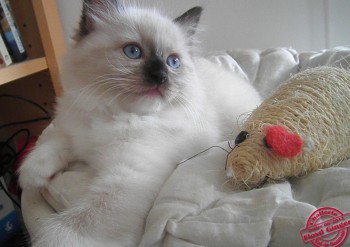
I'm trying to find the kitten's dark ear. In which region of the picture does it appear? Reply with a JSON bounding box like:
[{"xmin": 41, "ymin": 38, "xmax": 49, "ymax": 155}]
[
  {"xmin": 174, "ymin": 7, "xmax": 203, "ymax": 39},
  {"xmin": 74, "ymin": 0, "xmax": 121, "ymax": 42}
]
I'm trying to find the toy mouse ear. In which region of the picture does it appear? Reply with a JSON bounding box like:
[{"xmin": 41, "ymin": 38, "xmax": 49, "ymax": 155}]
[
  {"xmin": 263, "ymin": 125, "xmax": 303, "ymax": 158},
  {"xmin": 75, "ymin": 0, "xmax": 121, "ymax": 41}
]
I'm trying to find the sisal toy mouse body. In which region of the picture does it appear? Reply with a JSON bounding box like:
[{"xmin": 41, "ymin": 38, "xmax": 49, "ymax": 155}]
[{"xmin": 226, "ymin": 67, "xmax": 350, "ymax": 189}]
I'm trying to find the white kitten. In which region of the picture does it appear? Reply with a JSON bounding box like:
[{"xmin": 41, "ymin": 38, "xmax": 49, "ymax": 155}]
[{"xmin": 19, "ymin": 1, "xmax": 261, "ymax": 246}]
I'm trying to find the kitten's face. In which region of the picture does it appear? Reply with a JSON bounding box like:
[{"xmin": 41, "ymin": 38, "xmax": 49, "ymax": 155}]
[{"xmin": 64, "ymin": 1, "xmax": 202, "ymax": 114}]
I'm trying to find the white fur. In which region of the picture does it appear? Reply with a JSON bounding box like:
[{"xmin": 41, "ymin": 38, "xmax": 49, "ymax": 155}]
[{"xmin": 19, "ymin": 3, "xmax": 261, "ymax": 247}]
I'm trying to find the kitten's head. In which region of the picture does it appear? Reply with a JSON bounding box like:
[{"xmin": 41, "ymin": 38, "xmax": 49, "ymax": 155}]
[{"xmin": 63, "ymin": 0, "xmax": 202, "ymax": 114}]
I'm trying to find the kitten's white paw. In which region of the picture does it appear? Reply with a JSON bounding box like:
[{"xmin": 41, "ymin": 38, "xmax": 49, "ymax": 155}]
[
  {"xmin": 33, "ymin": 216, "xmax": 119, "ymax": 247},
  {"xmin": 19, "ymin": 148, "xmax": 65, "ymax": 189},
  {"xmin": 33, "ymin": 218, "xmax": 78, "ymax": 247}
]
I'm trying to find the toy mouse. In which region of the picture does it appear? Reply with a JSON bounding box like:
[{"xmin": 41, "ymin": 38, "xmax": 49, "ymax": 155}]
[{"xmin": 226, "ymin": 67, "xmax": 350, "ymax": 189}]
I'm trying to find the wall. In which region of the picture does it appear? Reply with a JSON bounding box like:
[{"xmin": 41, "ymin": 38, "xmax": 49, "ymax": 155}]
[
  {"xmin": 56, "ymin": 0, "xmax": 349, "ymax": 52},
  {"xmin": 327, "ymin": 0, "xmax": 350, "ymax": 49}
]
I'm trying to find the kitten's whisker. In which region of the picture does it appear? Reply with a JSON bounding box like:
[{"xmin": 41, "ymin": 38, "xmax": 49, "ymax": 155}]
[
  {"xmin": 91, "ymin": 73, "xmax": 131, "ymax": 82},
  {"xmin": 64, "ymin": 76, "xmax": 134, "ymax": 115},
  {"xmin": 62, "ymin": 79, "xmax": 108, "ymax": 117},
  {"xmin": 172, "ymin": 94, "xmax": 204, "ymax": 129},
  {"xmin": 96, "ymin": 81, "xmax": 141, "ymax": 106},
  {"xmin": 105, "ymin": 51, "xmax": 137, "ymax": 77},
  {"xmin": 111, "ymin": 89, "xmax": 135, "ymax": 106},
  {"xmin": 170, "ymin": 89, "xmax": 205, "ymax": 129}
]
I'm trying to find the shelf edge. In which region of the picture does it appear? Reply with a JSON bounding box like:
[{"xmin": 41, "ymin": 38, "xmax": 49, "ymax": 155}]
[{"xmin": 0, "ymin": 57, "xmax": 48, "ymax": 86}]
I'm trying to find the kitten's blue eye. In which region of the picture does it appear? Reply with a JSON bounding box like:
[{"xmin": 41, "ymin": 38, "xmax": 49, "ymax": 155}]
[
  {"xmin": 123, "ymin": 44, "xmax": 142, "ymax": 59},
  {"xmin": 166, "ymin": 55, "xmax": 181, "ymax": 69}
]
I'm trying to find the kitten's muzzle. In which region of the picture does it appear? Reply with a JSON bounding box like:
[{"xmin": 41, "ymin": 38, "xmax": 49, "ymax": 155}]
[
  {"xmin": 149, "ymin": 70, "xmax": 168, "ymax": 86},
  {"xmin": 144, "ymin": 57, "xmax": 169, "ymax": 86}
]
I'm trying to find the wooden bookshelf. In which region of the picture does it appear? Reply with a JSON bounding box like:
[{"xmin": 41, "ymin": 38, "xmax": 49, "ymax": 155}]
[
  {"xmin": 0, "ymin": 0, "xmax": 66, "ymax": 95},
  {"xmin": 31, "ymin": 0, "xmax": 66, "ymax": 96},
  {"xmin": 0, "ymin": 57, "xmax": 47, "ymax": 85},
  {"xmin": 0, "ymin": 2, "xmax": 66, "ymax": 243},
  {"xmin": 0, "ymin": 0, "xmax": 66, "ymax": 136}
]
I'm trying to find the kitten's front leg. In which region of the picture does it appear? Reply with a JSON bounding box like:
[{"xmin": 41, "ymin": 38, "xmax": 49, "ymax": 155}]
[
  {"xmin": 33, "ymin": 171, "xmax": 149, "ymax": 247},
  {"xmin": 19, "ymin": 125, "xmax": 70, "ymax": 189}
]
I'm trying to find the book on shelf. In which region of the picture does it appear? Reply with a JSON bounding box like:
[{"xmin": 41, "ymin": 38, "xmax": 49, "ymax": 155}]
[
  {"xmin": 0, "ymin": 0, "xmax": 27, "ymax": 63},
  {"xmin": 0, "ymin": 30, "xmax": 12, "ymax": 67}
]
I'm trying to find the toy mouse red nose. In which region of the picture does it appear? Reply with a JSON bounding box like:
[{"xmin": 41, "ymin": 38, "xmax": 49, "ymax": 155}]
[{"xmin": 263, "ymin": 125, "xmax": 303, "ymax": 158}]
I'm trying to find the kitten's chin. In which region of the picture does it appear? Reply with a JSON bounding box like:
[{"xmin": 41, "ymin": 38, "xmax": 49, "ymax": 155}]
[
  {"xmin": 117, "ymin": 86, "xmax": 173, "ymax": 114},
  {"xmin": 118, "ymin": 93, "xmax": 167, "ymax": 115}
]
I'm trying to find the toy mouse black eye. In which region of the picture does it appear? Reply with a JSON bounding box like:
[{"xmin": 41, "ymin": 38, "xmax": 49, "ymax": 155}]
[{"xmin": 235, "ymin": 131, "xmax": 249, "ymax": 145}]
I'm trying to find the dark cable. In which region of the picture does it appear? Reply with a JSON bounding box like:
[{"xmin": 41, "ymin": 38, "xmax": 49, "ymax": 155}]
[
  {"xmin": 0, "ymin": 178, "xmax": 21, "ymax": 209},
  {"xmin": 0, "ymin": 94, "xmax": 51, "ymax": 210},
  {"xmin": 0, "ymin": 94, "xmax": 51, "ymax": 129}
]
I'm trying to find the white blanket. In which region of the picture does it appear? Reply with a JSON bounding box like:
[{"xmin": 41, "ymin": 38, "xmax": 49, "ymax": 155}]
[
  {"xmin": 139, "ymin": 143, "xmax": 350, "ymax": 247},
  {"xmin": 22, "ymin": 46, "xmax": 350, "ymax": 246}
]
